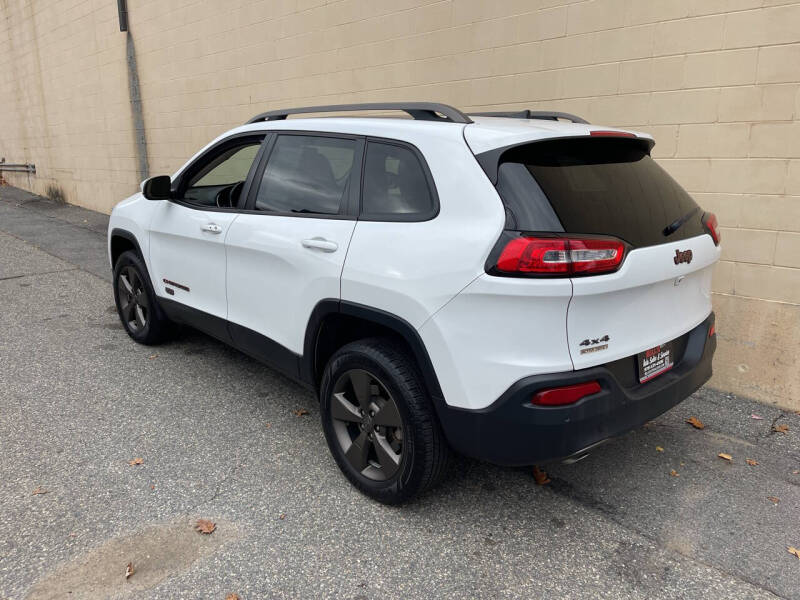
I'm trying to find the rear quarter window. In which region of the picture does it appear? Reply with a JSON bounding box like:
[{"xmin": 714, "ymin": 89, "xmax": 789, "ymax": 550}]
[
  {"xmin": 361, "ymin": 141, "xmax": 437, "ymax": 221},
  {"xmin": 494, "ymin": 138, "xmax": 705, "ymax": 248}
]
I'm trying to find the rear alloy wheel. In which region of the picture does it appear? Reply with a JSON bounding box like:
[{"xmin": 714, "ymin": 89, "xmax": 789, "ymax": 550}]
[
  {"xmin": 320, "ymin": 338, "xmax": 450, "ymax": 504},
  {"xmin": 330, "ymin": 369, "xmax": 405, "ymax": 481}
]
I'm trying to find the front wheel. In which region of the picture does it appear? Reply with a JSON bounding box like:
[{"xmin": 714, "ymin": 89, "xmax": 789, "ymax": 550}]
[
  {"xmin": 319, "ymin": 338, "xmax": 450, "ymax": 504},
  {"xmin": 113, "ymin": 250, "xmax": 172, "ymax": 345}
]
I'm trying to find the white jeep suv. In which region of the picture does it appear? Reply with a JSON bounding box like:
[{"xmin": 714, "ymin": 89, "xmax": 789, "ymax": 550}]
[{"xmin": 108, "ymin": 102, "xmax": 720, "ymax": 503}]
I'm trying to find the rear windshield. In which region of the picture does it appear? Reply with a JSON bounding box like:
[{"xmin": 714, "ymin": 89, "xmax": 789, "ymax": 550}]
[{"xmin": 494, "ymin": 138, "xmax": 705, "ymax": 248}]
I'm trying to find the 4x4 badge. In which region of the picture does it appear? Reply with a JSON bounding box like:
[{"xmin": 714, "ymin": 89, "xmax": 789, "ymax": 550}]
[
  {"xmin": 674, "ymin": 249, "xmax": 693, "ymax": 265},
  {"xmin": 579, "ymin": 335, "xmax": 610, "ymax": 354}
]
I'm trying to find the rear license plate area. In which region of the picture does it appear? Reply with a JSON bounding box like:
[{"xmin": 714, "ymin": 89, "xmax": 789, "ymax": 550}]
[{"xmin": 638, "ymin": 341, "xmax": 676, "ymax": 383}]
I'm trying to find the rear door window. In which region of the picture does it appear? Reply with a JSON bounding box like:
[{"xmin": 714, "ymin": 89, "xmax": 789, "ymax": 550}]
[
  {"xmin": 494, "ymin": 138, "xmax": 704, "ymax": 248},
  {"xmin": 361, "ymin": 141, "xmax": 436, "ymax": 220},
  {"xmin": 255, "ymin": 134, "xmax": 357, "ymax": 215}
]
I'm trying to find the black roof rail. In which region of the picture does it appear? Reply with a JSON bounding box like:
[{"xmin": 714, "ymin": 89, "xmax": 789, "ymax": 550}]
[
  {"xmin": 246, "ymin": 102, "xmax": 473, "ymax": 125},
  {"xmin": 469, "ymin": 110, "xmax": 589, "ymax": 124}
]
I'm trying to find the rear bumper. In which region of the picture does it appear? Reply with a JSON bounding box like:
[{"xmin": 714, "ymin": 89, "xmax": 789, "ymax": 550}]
[{"xmin": 436, "ymin": 313, "xmax": 716, "ymax": 466}]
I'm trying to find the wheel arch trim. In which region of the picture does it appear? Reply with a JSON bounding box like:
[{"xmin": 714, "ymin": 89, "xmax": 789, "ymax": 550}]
[
  {"xmin": 110, "ymin": 227, "xmax": 145, "ymax": 266},
  {"xmin": 302, "ymin": 299, "xmax": 445, "ymax": 403}
]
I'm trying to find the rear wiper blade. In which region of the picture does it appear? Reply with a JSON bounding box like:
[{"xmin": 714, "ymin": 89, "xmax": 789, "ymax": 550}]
[{"xmin": 663, "ymin": 207, "xmax": 699, "ymax": 237}]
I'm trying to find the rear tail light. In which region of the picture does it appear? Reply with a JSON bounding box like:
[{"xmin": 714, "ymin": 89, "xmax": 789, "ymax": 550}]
[
  {"xmin": 702, "ymin": 212, "xmax": 720, "ymax": 246},
  {"xmin": 495, "ymin": 236, "xmax": 626, "ymax": 276},
  {"xmin": 532, "ymin": 381, "xmax": 602, "ymax": 406}
]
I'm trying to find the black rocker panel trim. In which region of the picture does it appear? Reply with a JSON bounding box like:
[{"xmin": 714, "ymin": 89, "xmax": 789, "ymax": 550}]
[
  {"xmin": 228, "ymin": 322, "xmax": 301, "ymax": 381},
  {"xmin": 158, "ymin": 297, "xmax": 306, "ymax": 386},
  {"xmin": 158, "ymin": 297, "xmax": 233, "ymax": 346}
]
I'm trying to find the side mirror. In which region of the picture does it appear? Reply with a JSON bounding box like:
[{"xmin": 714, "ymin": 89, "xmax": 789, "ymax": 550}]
[{"xmin": 142, "ymin": 175, "xmax": 172, "ymax": 200}]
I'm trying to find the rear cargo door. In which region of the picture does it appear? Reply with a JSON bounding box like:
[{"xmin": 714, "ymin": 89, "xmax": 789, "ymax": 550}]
[
  {"xmin": 568, "ymin": 234, "xmax": 716, "ymax": 370},
  {"xmin": 488, "ymin": 137, "xmax": 721, "ymax": 371}
]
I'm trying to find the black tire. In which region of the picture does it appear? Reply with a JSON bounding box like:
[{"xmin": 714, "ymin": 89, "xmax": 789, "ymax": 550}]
[
  {"xmin": 113, "ymin": 250, "xmax": 172, "ymax": 345},
  {"xmin": 319, "ymin": 338, "xmax": 450, "ymax": 504}
]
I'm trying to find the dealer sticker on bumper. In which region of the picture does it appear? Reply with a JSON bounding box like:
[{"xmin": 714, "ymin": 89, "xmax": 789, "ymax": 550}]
[{"xmin": 638, "ymin": 342, "xmax": 675, "ymax": 383}]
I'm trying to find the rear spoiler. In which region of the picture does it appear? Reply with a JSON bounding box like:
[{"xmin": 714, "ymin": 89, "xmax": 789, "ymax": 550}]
[{"xmin": 473, "ymin": 134, "xmax": 656, "ymax": 185}]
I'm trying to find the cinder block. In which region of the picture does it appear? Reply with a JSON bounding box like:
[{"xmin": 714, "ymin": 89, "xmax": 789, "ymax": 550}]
[
  {"xmin": 724, "ymin": 4, "xmax": 800, "ymax": 48},
  {"xmin": 567, "ymin": 0, "xmax": 628, "ymax": 35},
  {"xmin": 750, "ymin": 123, "xmax": 800, "ymax": 159},
  {"xmin": 712, "ymin": 260, "xmax": 735, "ymax": 293},
  {"xmin": 561, "ymin": 62, "xmax": 619, "ymax": 98},
  {"xmin": 654, "ymin": 15, "xmax": 725, "ymax": 56},
  {"xmin": 719, "ymin": 228, "xmax": 777, "ymax": 265},
  {"xmin": 757, "ymin": 44, "xmax": 800, "ymax": 84},
  {"xmin": 735, "ymin": 263, "xmax": 800, "ymax": 303},
  {"xmin": 649, "ymin": 89, "xmax": 720, "ymax": 124},
  {"xmin": 708, "ymin": 159, "xmax": 788, "ymax": 195},
  {"xmin": 683, "ymin": 48, "xmax": 757, "ymax": 88},
  {"xmin": 718, "ymin": 84, "xmax": 797, "ymax": 122},
  {"xmin": 677, "ymin": 123, "xmax": 750, "ymax": 158},
  {"xmin": 775, "ymin": 232, "xmax": 800, "ymax": 268}
]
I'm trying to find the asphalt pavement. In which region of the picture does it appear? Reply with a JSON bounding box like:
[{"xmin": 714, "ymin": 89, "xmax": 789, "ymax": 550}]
[{"xmin": 1, "ymin": 186, "xmax": 798, "ymax": 599}]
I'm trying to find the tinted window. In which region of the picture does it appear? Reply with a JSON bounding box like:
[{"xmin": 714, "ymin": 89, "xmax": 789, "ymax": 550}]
[
  {"xmin": 183, "ymin": 141, "xmax": 262, "ymax": 207},
  {"xmin": 362, "ymin": 142, "xmax": 434, "ymax": 219},
  {"xmin": 255, "ymin": 135, "xmax": 356, "ymax": 215},
  {"xmin": 495, "ymin": 138, "xmax": 704, "ymax": 248}
]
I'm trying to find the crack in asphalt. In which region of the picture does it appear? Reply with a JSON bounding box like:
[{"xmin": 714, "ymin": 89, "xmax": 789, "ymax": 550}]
[{"xmin": 0, "ymin": 267, "xmax": 78, "ymax": 282}]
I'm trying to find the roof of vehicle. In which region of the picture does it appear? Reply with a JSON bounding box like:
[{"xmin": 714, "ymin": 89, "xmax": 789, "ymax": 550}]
[
  {"xmin": 231, "ymin": 114, "xmax": 651, "ymax": 150},
  {"xmin": 203, "ymin": 103, "xmax": 653, "ymax": 168}
]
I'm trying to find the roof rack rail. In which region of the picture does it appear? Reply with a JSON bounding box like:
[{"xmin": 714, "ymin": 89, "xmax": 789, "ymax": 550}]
[
  {"xmin": 469, "ymin": 110, "xmax": 589, "ymax": 124},
  {"xmin": 246, "ymin": 102, "xmax": 473, "ymax": 125}
]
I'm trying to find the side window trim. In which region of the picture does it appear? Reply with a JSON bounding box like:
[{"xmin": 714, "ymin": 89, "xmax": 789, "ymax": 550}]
[
  {"xmin": 170, "ymin": 133, "xmax": 268, "ymax": 211},
  {"xmin": 359, "ymin": 136, "xmax": 439, "ymax": 223},
  {"xmin": 243, "ymin": 130, "xmax": 364, "ymax": 220}
]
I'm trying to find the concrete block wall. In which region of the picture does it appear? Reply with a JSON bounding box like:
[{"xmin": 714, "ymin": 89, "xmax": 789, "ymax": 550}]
[{"xmin": 1, "ymin": 0, "xmax": 798, "ymax": 407}]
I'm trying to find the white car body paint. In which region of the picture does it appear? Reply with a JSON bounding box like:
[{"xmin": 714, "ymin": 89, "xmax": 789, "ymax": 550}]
[
  {"xmin": 109, "ymin": 111, "xmax": 717, "ymax": 414},
  {"xmin": 225, "ymin": 214, "xmax": 357, "ymax": 354},
  {"xmin": 148, "ymin": 200, "xmax": 239, "ymax": 320},
  {"xmin": 567, "ymin": 233, "xmax": 719, "ymax": 370}
]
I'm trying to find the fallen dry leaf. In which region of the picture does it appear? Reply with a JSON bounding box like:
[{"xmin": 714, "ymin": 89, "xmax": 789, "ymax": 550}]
[
  {"xmin": 670, "ymin": 469, "xmax": 679, "ymax": 477},
  {"xmin": 279, "ymin": 513, "xmax": 286, "ymax": 520},
  {"xmin": 746, "ymin": 459, "xmax": 758, "ymax": 466},
  {"xmin": 293, "ymin": 408, "xmax": 309, "ymax": 417},
  {"xmin": 656, "ymin": 446, "xmax": 664, "ymax": 452},
  {"xmin": 793, "ymin": 470, "xmax": 800, "ymax": 475},
  {"xmin": 750, "ymin": 414, "xmax": 763, "ymax": 420},
  {"xmin": 767, "ymin": 496, "xmax": 780, "ymax": 504},
  {"xmin": 148, "ymin": 354, "xmax": 158, "ymax": 359},
  {"xmin": 226, "ymin": 594, "xmax": 241, "ymax": 600},
  {"xmin": 128, "ymin": 457, "xmax": 143, "ymax": 466},
  {"xmin": 533, "ymin": 465, "xmax": 551, "ymax": 485},
  {"xmin": 718, "ymin": 453, "xmax": 733, "ymax": 462},
  {"xmin": 788, "ymin": 547, "xmax": 800, "ymax": 560},
  {"xmin": 772, "ymin": 424, "xmax": 789, "ymax": 434},
  {"xmin": 686, "ymin": 416, "xmax": 705, "ymax": 430},
  {"xmin": 265, "ymin": 422, "xmax": 272, "ymax": 429},
  {"xmin": 31, "ymin": 487, "xmax": 48, "ymax": 496},
  {"xmin": 125, "ymin": 562, "xmax": 134, "ymax": 579},
  {"xmin": 195, "ymin": 519, "xmax": 216, "ymax": 534}
]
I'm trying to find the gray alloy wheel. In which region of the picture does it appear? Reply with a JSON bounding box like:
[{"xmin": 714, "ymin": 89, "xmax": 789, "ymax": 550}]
[
  {"xmin": 117, "ymin": 265, "xmax": 149, "ymax": 333},
  {"xmin": 330, "ymin": 368, "xmax": 404, "ymax": 481}
]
